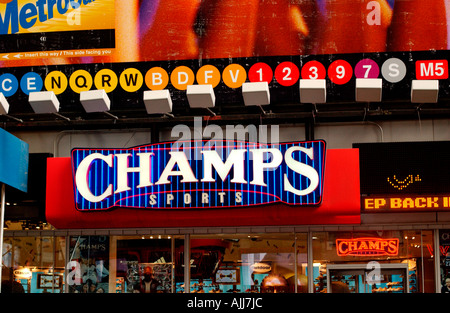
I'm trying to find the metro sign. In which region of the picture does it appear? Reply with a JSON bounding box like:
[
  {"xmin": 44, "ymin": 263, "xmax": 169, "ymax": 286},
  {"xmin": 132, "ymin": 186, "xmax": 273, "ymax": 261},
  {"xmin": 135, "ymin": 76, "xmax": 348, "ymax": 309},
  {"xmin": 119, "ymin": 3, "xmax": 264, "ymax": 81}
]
[
  {"xmin": 416, "ymin": 60, "xmax": 448, "ymax": 80},
  {"xmin": 71, "ymin": 140, "xmax": 326, "ymax": 211}
]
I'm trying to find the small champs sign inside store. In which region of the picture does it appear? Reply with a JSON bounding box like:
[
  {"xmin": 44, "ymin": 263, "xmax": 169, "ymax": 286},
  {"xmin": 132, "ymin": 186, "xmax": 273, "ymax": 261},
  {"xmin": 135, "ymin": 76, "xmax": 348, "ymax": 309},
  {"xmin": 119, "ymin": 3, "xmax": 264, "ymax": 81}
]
[{"xmin": 336, "ymin": 238, "xmax": 400, "ymax": 256}]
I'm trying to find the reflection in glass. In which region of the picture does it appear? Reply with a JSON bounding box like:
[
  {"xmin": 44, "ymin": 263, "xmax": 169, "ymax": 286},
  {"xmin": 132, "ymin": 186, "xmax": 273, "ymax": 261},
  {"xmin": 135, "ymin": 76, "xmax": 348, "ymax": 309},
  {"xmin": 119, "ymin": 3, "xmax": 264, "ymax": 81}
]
[{"xmin": 188, "ymin": 233, "xmax": 306, "ymax": 293}]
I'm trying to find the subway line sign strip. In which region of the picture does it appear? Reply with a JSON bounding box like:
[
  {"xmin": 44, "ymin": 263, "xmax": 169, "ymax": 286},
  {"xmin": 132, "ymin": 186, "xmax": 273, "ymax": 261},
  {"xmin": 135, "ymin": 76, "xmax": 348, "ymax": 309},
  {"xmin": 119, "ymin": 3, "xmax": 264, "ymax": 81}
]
[{"xmin": 71, "ymin": 140, "xmax": 326, "ymax": 211}]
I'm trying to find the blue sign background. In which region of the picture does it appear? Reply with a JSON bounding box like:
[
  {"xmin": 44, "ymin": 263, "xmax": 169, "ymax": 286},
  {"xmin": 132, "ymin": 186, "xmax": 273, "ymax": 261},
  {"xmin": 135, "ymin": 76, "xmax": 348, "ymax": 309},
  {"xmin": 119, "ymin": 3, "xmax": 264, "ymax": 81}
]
[
  {"xmin": 0, "ymin": 128, "xmax": 28, "ymax": 192},
  {"xmin": 72, "ymin": 140, "xmax": 326, "ymax": 211}
]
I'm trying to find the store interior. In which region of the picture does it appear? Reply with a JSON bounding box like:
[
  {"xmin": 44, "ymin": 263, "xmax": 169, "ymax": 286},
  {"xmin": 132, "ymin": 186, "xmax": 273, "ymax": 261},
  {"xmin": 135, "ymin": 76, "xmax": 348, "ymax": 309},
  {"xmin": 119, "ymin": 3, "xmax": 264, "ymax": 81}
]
[{"xmin": 1, "ymin": 230, "xmax": 438, "ymax": 293}]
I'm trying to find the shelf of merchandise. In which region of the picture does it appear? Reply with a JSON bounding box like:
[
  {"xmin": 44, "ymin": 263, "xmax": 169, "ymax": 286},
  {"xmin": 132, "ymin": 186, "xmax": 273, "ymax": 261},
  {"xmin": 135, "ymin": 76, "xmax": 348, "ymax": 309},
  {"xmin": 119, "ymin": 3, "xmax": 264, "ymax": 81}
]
[{"xmin": 326, "ymin": 263, "xmax": 410, "ymax": 293}]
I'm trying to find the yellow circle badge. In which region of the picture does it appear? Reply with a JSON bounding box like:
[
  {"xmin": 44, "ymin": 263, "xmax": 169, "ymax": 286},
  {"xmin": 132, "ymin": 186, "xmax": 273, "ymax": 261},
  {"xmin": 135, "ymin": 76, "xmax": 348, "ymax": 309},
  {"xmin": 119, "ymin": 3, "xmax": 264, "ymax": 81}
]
[
  {"xmin": 95, "ymin": 69, "xmax": 118, "ymax": 93},
  {"xmin": 45, "ymin": 71, "xmax": 68, "ymax": 95},
  {"xmin": 69, "ymin": 70, "xmax": 93, "ymax": 93},
  {"xmin": 120, "ymin": 68, "xmax": 144, "ymax": 92}
]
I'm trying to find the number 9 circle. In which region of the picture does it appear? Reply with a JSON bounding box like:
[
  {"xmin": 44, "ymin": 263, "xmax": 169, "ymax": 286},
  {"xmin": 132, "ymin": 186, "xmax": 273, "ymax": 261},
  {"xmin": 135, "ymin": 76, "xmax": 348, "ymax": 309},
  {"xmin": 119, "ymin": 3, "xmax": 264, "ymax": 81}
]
[{"xmin": 328, "ymin": 60, "xmax": 353, "ymax": 85}]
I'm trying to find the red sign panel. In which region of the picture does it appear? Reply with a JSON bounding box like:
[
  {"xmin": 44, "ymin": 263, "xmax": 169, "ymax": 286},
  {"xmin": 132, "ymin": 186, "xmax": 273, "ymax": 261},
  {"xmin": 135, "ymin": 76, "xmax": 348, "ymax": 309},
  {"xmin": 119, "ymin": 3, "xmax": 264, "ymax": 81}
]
[
  {"xmin": 45, "ymin": 148, "xmax": 360, "ymax": 229},
  {"xmin": 415, "ymin": 60, "xmax": 448, "ymax": 79}
]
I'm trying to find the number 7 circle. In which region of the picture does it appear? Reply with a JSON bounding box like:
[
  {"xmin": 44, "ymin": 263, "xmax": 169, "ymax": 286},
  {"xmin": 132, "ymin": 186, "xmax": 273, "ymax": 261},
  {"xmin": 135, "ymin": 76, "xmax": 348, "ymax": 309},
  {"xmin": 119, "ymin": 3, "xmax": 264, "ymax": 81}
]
[{"xmin": 355, "ymin": 59, "xmax": 380, "ymax": 79}]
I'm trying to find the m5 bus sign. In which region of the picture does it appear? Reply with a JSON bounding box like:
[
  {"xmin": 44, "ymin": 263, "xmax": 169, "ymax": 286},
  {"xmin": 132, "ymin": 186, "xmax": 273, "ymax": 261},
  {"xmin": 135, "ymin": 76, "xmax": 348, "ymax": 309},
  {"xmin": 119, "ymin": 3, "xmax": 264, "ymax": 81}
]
[{"xmin": 71, "ymin": 140, "xmax": 326, "ymax": 211}]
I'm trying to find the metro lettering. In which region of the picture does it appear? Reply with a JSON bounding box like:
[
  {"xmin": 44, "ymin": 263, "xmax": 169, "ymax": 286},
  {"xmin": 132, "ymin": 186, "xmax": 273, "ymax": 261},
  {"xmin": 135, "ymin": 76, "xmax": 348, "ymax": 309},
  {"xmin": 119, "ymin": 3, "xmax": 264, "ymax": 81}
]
[
  {"xmin": 152, "ymin": 72, "xmax": 163, "ymax": 86},
  {"xmin": 123, "ymin": 73, "xmax": 139, "ymax": 86},
  {"xmin": 0, "ymin": 0, "xmax": 96, "ymax": 34}
]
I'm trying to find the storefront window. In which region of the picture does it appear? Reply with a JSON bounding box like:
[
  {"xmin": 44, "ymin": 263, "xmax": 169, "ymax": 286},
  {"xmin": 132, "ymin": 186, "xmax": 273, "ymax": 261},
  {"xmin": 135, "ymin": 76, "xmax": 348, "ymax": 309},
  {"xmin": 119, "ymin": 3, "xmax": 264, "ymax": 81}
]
[
  {"xmin": 68, "ymin": 236, "xmax": 110, "ymax": 293},
  {"xmin": 439, "ymin": 230, "xmax": 450, "ymax": 293},
  {"xmin": 1, "ymin": 236, "xmax": 66, "ymax": 293},
  {"xmin": 312, "ymin": 230, "xmax": 435, "ymax": 293},
  {"xmin": 2, "ymin": 230, "xmax": 438, "ymax": 293},
  {"xmin": 114, "ymin": 235, "xmax": 184, "ymax": 293},
  {"xmin": 296, "ymin": 233, "xmax": 308, "ymax": 293},
  {"xmin": 188, "ymin": 233, "xmax": 306, "ymax": 293}
]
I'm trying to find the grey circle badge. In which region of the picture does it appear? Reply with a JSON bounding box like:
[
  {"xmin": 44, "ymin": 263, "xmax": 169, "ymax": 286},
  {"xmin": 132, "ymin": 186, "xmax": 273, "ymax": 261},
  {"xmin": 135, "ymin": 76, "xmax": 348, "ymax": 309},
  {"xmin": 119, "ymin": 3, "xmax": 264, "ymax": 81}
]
[{"xmin": 381, "ymin": 58, "xmax": 407, "ymax": 83}]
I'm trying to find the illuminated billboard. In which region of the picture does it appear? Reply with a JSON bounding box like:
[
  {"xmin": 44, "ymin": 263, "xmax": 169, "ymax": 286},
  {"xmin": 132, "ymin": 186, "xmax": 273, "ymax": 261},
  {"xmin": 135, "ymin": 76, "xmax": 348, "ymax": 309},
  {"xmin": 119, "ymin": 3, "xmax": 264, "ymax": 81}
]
[
  {"xmin": 71, "ymin": 140, "xmax": 326, "ymax": 211},
  {"xmin": 0, "ymin": 0, "xmax": 447, "ymax": 67},
  {"xmin": 0, "ymin": 0, "xmax": 114, "ymax": 62},
  {"xmin": 0, "ymin": 1, "xmax": 449, "ymax": 113}
]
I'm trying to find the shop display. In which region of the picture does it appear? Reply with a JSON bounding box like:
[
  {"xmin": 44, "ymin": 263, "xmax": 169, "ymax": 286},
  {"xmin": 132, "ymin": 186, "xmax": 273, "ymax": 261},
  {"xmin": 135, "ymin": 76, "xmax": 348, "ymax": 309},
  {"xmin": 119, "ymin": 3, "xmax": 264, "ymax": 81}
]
[{"xmin": 326, "ymin": 263, "xmax": 409, "ymax": 293}]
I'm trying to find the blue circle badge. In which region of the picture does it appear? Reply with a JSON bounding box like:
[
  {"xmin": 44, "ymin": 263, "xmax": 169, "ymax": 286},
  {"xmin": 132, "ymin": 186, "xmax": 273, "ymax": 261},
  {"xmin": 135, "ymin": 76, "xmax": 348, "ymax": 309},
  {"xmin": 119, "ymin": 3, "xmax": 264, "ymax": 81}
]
[
  {"xmin": 20, "ymin": 72, "xmax": 43, "ymax": 95},
  {"xmin": 0, "ymin": 73, "xmax": 19, "ymax": 97}
]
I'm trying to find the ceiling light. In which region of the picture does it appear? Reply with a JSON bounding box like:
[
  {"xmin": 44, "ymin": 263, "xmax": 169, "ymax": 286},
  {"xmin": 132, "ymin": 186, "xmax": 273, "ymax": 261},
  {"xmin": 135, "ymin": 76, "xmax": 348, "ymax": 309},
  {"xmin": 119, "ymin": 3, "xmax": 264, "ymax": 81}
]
[
  {"xmin": 242, "ymin": 81, "xmax": 270, "ymax": 105},
  {"xmin": 186, "ymin": 84, "xmax": 216, "ymax": 116},
  {"xmin": 143, "ymin": 89, "xmax": 174, "ymax": 117},
  {"xmin": 0, "ymin": 93, "xmax": 22, "ymax": 122},
  {"xmin": 80, "ymin": 89, "xmax": 118, "ymax": 119},
  {"xmin": 355, "ymin": 78, "xmax": 382, "ymax": 102},
  {"xmin": 242, "ymin": 82, "xmax": 270, "ymax": 114},
  {"xmin": 29, "ymin": 91, "xmax": 69, "ymax": 121},
  {"xmin": 0, "ymin": 92, "xmax": 9, "ymax": 115},
  {"xmin": 299, "ymin": 79, "xmax": 326, "ymax": 104},
  {"xmin": 411, "ymin": 80, "xmax": 439, "ymax": 103},
  {"xmin": 29, "ymin": 91, "xmax": 60, "ymax": 114}
]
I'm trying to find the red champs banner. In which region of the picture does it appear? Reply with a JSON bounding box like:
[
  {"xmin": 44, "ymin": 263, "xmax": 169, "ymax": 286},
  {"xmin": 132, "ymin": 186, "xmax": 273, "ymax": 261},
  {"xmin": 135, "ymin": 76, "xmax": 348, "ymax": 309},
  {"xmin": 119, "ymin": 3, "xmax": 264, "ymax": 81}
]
[{"xmin": 45, "ymin": 148, "xmax": 360, "ymax": 229}]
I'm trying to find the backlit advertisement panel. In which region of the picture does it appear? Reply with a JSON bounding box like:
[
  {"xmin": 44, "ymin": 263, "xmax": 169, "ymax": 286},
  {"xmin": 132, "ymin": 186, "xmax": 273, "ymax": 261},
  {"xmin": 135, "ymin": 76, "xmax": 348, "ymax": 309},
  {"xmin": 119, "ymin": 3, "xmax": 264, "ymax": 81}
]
[
  {"xmin": 71, "ymin": 140, "xmax": 326, "ymax": 211},
  {"xmin": 0, "ymin": 0, "xmax": 449, "ymax": 113},
  {"xmin": 0, "ymin": 0, "xmax": 447, "ymax": 67},
  {"xmin": 0, "ymin": 0, "xmax": 115, "ymax": 61}
]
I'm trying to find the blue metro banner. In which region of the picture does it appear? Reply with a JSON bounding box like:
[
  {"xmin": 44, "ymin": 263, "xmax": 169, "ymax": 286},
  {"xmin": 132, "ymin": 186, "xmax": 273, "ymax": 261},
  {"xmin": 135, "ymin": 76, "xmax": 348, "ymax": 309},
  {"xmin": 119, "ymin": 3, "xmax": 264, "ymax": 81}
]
[{"xmin": 71, "ymin": 140, "xmax": 326, "ymax": 211}]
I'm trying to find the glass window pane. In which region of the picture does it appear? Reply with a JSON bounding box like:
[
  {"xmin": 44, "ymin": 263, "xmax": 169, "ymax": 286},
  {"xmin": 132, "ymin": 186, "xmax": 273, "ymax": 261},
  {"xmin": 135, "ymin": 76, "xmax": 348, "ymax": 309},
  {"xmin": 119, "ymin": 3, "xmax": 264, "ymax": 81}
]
[
  {"xmin": 313, "ymin": 230, "xmax": 435, "ymax": 293},
  {"xmin": 113, "ymin": 235, "xmax": 182, "ymax": 293},
  {"xmin": 439, "ymin": 230, "xmax": 450, "ymax": 293},
  {"xmin": 68, "ymin": 236, "xmax": 110, "ymax": 293},
  {"xmin": 190, "ymin": 233, "xmax": 299, "ymax": 293},
  {"xmin": 296, "ymin": 233, "xmax": 308, "ymax": 293},
  {"xmin": 2, "ymin": 236, "xmax": 65, "ymax": 293}
]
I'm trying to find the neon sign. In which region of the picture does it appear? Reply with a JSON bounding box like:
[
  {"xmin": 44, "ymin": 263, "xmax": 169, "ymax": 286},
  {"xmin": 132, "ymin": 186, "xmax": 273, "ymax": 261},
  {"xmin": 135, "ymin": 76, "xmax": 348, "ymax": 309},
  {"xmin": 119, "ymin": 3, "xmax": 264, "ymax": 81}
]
[
  {"xmin": 71, "ymin": 140, "xmax": 326, "ymax": 211},
  {"xmin": 336, "ymin": 238, "xmax": 399, "ymax": 256},
  {"xmin": 387, "ymin": 174, "xmax": 421, "ymax": 191}
]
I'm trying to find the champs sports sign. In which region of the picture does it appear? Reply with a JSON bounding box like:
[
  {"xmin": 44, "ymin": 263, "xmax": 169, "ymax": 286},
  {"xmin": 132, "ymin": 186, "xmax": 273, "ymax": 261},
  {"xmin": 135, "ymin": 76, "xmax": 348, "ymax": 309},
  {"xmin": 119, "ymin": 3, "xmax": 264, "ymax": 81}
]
[{"xmin": 71, "ymin": 140, "xmax": 326, "ymax": 211}]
